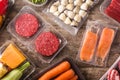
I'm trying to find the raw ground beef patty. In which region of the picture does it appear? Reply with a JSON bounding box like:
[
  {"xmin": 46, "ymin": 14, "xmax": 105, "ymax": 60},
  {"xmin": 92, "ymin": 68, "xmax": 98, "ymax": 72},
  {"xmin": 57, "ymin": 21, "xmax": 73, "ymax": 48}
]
[
  {"xmin": 15, "ymin": 13, "xmax": 39, "ymax": 37},
  {"xmin": 35, "ymin": 32, "xmax": 60, "ymax": 56}
]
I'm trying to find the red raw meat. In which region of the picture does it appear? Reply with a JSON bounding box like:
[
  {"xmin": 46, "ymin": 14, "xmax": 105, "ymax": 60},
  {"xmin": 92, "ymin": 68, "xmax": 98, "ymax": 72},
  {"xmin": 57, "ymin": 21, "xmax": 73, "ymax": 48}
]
[
  {"xmin": 105, "ymin": 8, "xmax": 120, "ymax": 22},
  {"xmin": 15, "ymin": 13, "xmax": 39, "ymax": 37},
  {"xmin": 35, "ymin": 32, "xmax": 60, "ymax": 56},
  {"xmin": 0, "ymin": 0, "xmax": 8, "ymax": 15},
  {"xmin": 107, "ymin": 69, "xmax": 120, "ymax": 80}
]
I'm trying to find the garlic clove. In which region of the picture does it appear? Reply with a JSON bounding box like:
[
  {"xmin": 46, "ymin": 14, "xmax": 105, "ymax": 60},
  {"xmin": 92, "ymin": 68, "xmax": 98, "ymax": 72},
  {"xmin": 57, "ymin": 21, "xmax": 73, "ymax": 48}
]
[
  {"xmin": 64, "ymin": 17, "xmax": 72, "ymax": 25},
  {"xmin": 58, "ymin": 5, "xmax": 65, "ymax": 13},
  {"xmin": 53, "ymin": 1, "xmax": 60, "ymax": 6},
  {"xmin": 50, "ymin": 5, "xmax": 58, "ymax": 13},
  {"xmin": 79, "ymin": 10, "xmax": 87, "ymax": 18},
  {"xmin": 54, "ymin": 11, "xmax": 60, "ymax": 16},
  {"xmin": 71, "ymin": 20, "xmax": 78, "ymax": 27},
  {"xmin": 80, "ymin": 3, "xmax": 89, "ymax": 10},
  {"xmin": 86, "ymin": 0, "xmax": 94, "ymax": 6},
  {"xmin": 74, "ymin": 0, "xmax": 83, "ymax": 6},
  {"xmin": 59, "ymin": 13, "xmax": 67, "ymax": 21},
  {"xmin": 66, "ymin": 4, "xmax": 74, "ymax": 10},
  {"xmin": 74, "ymin": 14, "xmax": 82, "ymax": 22},
  {"xmin": 61, "ymin": 0, "xmax": 68, "ymax": 6},
  {"xmin": 73, "ymin": 6, "xmax": 80, "ymax": 14}
]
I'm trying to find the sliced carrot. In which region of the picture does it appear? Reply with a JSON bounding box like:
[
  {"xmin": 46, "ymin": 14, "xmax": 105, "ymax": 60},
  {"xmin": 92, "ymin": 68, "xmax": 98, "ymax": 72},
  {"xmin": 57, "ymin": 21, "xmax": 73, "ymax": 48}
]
[
  {"xmin": 80, "ymin": 31, "xmax": 98, "ymax": 62},
  {"xmin": 0, "ymin": 44, "xmax": 26, "ymax": 69},
  {"xmin": 38, "ymin": 61, "xmax": 71, "ymax": 80},
  {"xmin": 54, "ymin": 69, "xmax": 75, "ymax": 80},
  {"xmin": 70, "ymin": 75, "xmax": 78, "ymax": 80},
  {"xmin": 96, "ymin": 27, "xmax": 114, "ymax": 60}
]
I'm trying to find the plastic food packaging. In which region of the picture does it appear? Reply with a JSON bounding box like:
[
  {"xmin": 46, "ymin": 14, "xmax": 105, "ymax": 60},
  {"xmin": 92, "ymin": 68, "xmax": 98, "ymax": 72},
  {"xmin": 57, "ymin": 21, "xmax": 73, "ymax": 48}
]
[
  {"xmin": 31, "ymin": 57, "xmax": 86, "ymax": 80},
  {"xmin": 43, "ymin": 0, "xmax": 100, "ymax": 35},
  {"xmin": 28, "ymin": 25, "xmax": 67, "ymax": 64},
  {"xmin": 7, "ymin": 6, "xmax": 67, "ymax": 64},
  {"xmin": 100, "ymin": 0, "xmax": 120, "ymax": 24},
  {"xmin": 0, "ymin": 0, "xmax": 14, "ymax": 32},
  {"xmin": 77, "ymin": 21, "xmax": 118, "ymax": 66},
  {"xmin": 7, "ymin": 6, "xmax": 46, "ymax": 45},
  {"xmin": 0, "ymin": 41, "xmax": 35, "ymax": 80},
  {"xmin": 23, "ymin": 0, "xmax": 48, "ymax": 7},
  {"xmin": 100, "ymin": 56, "xmax": 120, "ymax": 80}
]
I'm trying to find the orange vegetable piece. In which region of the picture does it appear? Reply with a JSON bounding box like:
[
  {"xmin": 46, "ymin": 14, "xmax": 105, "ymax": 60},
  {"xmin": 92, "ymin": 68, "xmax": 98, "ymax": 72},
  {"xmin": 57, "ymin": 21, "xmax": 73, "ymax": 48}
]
[
  {"xmin": 54, "ymin": 69, "xmax": 75, "ymax": 80},
  {"xmin": 96, "ymin": 27, "xmax": 114, "ymax": 60},
  {"xmin": 80, "ymin": 31, "xmax": 98, "ymax": 62},
  {"xmin": 0, "ymin": 44, "xmax": 26, "ymax": 69},
  {"xmin": 70, "ymin": 75, "xmax": 78, "ymax": 80},
  {"xmin": 38, "ymin": 61, "xmax": 71, "ymax": 80}
]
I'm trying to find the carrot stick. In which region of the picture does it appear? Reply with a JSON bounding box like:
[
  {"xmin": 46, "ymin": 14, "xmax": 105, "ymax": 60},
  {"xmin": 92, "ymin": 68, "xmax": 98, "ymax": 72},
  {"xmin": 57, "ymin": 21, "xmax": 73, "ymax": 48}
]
[
  {"xmin": 96, "ymin": 27, "xmax": 115, "ymax": 60},
  {"xmin": 80, "ymin": 31, "xmax": 98, "ymax": 62},
  {"xmin": 54, "ymin": 69, "xmax": 75, "ymax": 80},
  {"xmin": 70, "ymin": 75, "xmax": 78, "ymax": 80},
  {"xmin": 38, "ymin": 61, "xmax": 71, "ymax": 80}
]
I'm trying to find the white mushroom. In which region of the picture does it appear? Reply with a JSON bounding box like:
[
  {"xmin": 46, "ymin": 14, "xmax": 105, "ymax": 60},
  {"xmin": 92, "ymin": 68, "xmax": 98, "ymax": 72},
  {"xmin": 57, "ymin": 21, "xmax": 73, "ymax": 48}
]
[
  {"xmin": 54, "ymin": 11, "xmax": 60, "ymax": 16},
  {"xmin": 66, "ymin": 11, "xmax": 75, "ymax": 19},
  {"xmin": 61, "ymin": 0, "xmax": 68, "ymax": 6},
  {"xmin": 71, "ymin": 20, "xmax": 78, "ymax": 26},
  {"xmin": 69, "ymin": 0, "xmax": 74, "ymax": 3},
  {"xmin": 74, "ymin": 14, "xmax": 82, "ymax": 22},
  {"xmin": 73, "ymin": 6, "xmax": 80, "ymax": 14},
  {"xmin": 59, "ymin": 13, "xmax": 67, "ymax": 21},
  {"xmin": 80, "ymin": 3, "xmax": 89, "ymax": 10},
  {"xmin": 74, "ymin": 0, "xmax": 82, "ymax": 6},
  {"xmin": 86, "ymin": 0, "xmax": 94, "ymax": 6},
  {"xmin": 79, "ymin": 10, "xmax": 87, "ymax": 18},
  {"xmin": 64, "ymin": 17, "xmax": 72, "ymax": 25},
  {"xmin": 53, "ymin": 1, "xmax": 60, "ymax": 6},
  {"xmin": 50, "ymin": 5, "xmax": 58, "ymax": 13},
  {"xmin": 58, "ymin": 5, "xmax": 65, "ymax": 13},
  {"xmin": 66, "ymin": 4, "xmax": 74, "ymax": 10}
]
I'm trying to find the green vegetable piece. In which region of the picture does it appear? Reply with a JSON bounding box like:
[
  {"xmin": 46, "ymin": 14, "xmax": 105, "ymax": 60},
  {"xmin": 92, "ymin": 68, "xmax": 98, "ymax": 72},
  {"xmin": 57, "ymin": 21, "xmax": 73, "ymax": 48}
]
[{"xmin": 1, "ymin": 62, "xmax": 30, "ymax": 80}]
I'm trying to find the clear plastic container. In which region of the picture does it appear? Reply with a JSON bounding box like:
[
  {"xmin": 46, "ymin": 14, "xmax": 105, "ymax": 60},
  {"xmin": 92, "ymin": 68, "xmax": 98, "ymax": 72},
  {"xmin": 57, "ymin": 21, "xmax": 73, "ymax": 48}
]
[
  {"xmin": 43, "ymin": 0, "xmax": 100, "ymax": 36},
  {"xmin": 76, "ymin": 21, "xmax": 118, "ymax": 67},
  {"xmin": 31, "ymin": 57, "xmax": 86, "ymax": 80},
  {"xmin": 28, "ymin": 25, "xmax": 67, "ymax": 64},
  {"xmin": 100, "ymin": 56, "xmax": 120, "ymax": 80},
  {"xmin": 0, "ymin": 41, "xmax": 36, "ymax": 80},
  {"xmin": 23, "ymin": 0, "xmax": 48, "ymax": 7},
  {"xmin": 0, "ymin": 0, "xmax": 15, "ymax": 32},
  {"xmin": 100, "ymin": 0, "xmax": 120, "ymax": 25},
  {"xmin": 7, "ymin": 6, "xmax": 67, "ymax": 64},
  {"xmin": 7, "ymin": 6, "xmax": 45, "ymax": 45}
]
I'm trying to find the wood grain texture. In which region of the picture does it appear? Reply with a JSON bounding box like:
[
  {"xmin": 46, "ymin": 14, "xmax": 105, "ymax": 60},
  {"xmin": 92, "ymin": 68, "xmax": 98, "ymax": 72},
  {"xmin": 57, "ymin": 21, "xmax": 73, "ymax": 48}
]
[{"xmin": 0, "ymin": 0, "xmax": 120, "ymax": 80}]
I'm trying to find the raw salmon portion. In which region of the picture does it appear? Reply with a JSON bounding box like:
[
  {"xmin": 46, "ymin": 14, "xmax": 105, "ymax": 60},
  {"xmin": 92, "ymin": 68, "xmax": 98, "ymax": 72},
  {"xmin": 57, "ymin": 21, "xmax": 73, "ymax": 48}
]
[
  {"xmin": 97, "ymin": 28, "xmax": 114, "ymax": 60},
  {"xmin": 80, "ymin": 31, "xmax": 98, "ymax": 62}
]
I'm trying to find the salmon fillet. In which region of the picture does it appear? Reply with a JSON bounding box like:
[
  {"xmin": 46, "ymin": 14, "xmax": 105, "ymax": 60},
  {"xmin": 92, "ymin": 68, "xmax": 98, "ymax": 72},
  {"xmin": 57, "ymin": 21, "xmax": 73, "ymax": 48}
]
[
  {"xmin": 80, "ymin": 31, "xmax": 98, "ymax": 62},
  {"xmin": 96, "ymin": 27, "xmax": 114, "ymax": 60}
]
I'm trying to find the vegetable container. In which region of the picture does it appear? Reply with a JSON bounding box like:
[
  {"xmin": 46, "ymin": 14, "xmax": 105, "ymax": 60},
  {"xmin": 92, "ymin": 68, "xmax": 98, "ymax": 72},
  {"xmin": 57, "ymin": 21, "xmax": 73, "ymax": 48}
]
[
  {"xmin": 100, "ymin": 56, "xmax": 120, "ymax": 80},
  {"xmin": 7, "ymin": 6, "xmax": 46, "ymax": 45},
  {"xmin": 43, "ymin": 0, "xmax": 100, "ymax": 35},
  {"xmin": 23, "ymin": 0, "xmax": 48, "ymax": 7},
  {"xmin": 0, "ymin": 41, "xmax": 35, "ymax": 80},
  {"xmin": 100, "ymin": 0, "xmax": 120, "ymax": 24},
  {"xmin": 0, "ymin": 0, "xmax": 15, "ymax": 32},
  {"xmin": 76, "ymin": 20, "xmax": 118, "ymax": 67},
  {"xmin": 28, "ymin": 25, "xmax": 67, "ymax": 64},
  {"xmin": 31, "ymin": 57, "xmax": 86, "ymax": 80}
]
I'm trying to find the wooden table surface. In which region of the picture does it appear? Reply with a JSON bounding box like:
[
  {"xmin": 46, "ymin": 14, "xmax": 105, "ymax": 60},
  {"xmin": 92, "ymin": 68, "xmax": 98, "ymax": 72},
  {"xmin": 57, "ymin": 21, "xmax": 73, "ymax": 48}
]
[{"xmin": 1, "ymin": 0, "xmax": 120, "ymax": 80}]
